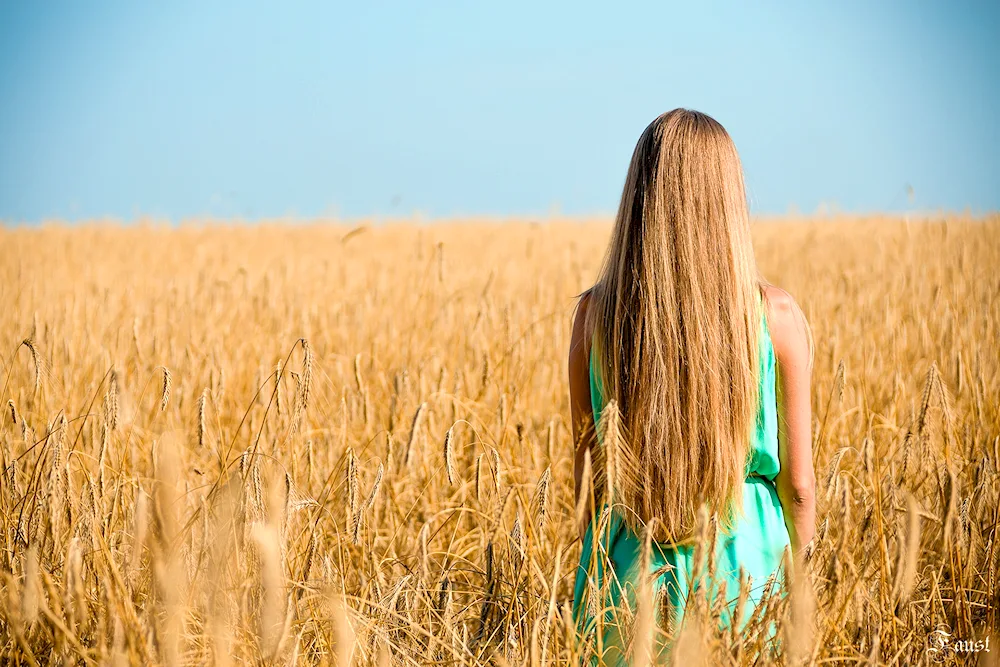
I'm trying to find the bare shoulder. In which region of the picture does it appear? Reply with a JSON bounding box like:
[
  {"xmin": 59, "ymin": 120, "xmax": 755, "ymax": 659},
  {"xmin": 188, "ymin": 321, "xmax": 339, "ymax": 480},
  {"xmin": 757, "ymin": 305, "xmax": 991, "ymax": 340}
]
[
  {"xmin": 569, "ymin": 288, "xmax": 596, "ymax": 362},
  {"xmin": 573, "ymin": 288, "xmax": 596, "ymax": 332},
  {"xmin": 575, "ymin": 287, "xmax": 594, "ymax": 318},
  {"xmin": 762, "ymin": 285, "xmax": 811, "ymax": 367}
]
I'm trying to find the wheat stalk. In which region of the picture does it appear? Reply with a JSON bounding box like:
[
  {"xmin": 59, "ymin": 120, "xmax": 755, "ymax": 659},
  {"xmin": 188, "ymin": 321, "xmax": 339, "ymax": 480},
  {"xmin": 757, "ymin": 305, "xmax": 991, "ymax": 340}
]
[
  {"xmin": 346, "ymin": 447, "xmax": 359, "ymax": 539},
  {"xmin": 197, "ymin": 389, "xmax": 207, "ymax": 448},
  {"xmin": 104, "ymin": 369, "xmax": 119, "ymax": 433},
  {"xmin": 533, "ymin": 466, "xmax": 551, "ymax": 532},
  {"xmin": 405, "ymin": 402, "xmax": 427, "ymax": 468},
  {"xmin": 353, "ymin": 461, "xmax": 383, "ymax": 545},
  {"xmin": 21, "ymin": 338, "xmax": 43, "ymax": 398},
  {"xmin": 160, "ymin": 367, "xmax": 172, "ymax": 412},
  {"xmin": 1, "ymin": 218, "xmax": 996, "ymax": 665},
  {"xmin": 443, "ymin": 425, "xmax": 456, "ymax": 486}
]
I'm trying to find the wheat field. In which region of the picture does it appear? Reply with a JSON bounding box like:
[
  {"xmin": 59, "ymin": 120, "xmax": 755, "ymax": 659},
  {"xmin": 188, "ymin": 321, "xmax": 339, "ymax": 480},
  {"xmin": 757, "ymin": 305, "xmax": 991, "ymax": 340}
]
[{"xmin": 0, "ymin": 216, "xmax": 998, "ymax": 665}]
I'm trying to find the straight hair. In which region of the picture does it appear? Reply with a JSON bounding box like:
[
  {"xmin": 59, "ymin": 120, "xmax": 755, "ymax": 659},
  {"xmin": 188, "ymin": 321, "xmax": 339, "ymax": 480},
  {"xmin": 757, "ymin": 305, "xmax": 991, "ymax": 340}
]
[{"xmin": 587, "ymin": 108, "xmax": 761, "ymax": 542}]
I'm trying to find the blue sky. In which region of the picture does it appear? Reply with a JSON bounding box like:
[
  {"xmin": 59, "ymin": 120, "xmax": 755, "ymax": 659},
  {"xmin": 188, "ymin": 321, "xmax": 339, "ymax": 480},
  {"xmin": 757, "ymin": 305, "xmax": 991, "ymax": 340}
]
[{"xmin": 0, "ymin": 1, "xmax": 997, "ymax": 222}]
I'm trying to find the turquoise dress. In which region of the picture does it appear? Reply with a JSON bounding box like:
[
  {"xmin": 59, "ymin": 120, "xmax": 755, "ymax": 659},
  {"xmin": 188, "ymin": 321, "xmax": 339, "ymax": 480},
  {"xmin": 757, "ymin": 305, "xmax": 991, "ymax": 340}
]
[{"xmin": 571, "ymin": 311, "xmax": 790, "ymax": 664}]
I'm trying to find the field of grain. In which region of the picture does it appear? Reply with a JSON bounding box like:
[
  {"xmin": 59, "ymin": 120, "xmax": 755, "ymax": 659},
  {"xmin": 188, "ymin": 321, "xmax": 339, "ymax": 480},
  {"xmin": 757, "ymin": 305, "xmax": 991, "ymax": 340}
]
[{"xmin": 0, "ymin": 216, "xmax": 998, "ymax": 665}]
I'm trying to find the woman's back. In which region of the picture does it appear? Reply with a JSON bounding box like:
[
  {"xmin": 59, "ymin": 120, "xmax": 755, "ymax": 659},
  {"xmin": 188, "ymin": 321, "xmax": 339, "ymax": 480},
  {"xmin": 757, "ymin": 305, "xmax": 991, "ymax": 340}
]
[
  {"xmin": 588, "ymin": 294, "xmax": 780, "ymax": 481},
  {"xmin": 572, "ymin": 292, "xmax": 791, "ymax": 663},
  {"xmin": 566, "ymin": 109, "xmax": 815, "ymax": 664}
]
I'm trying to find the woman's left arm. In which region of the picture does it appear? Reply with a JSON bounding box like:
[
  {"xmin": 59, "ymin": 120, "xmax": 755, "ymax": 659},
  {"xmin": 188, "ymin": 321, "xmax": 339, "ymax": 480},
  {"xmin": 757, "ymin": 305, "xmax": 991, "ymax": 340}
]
[
  {"xmin": 569, "ymin": 292, "xmax": 596, "ymax": 537},
  {"xmin": 767, "ymin": 287, "xmax": 816, "ymax": 555}
]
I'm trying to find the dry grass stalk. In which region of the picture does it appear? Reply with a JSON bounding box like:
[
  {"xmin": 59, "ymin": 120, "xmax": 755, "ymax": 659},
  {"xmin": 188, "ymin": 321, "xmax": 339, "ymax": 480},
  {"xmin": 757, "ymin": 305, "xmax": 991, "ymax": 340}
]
[
  {"xmin": 154, "ymin": 433, "xmax": 183, "ymax": 667},
  {"xmin": 490, "ymin": 446, "xmax": 503, "ymax": 495},
  {"xmin": 354, "ymin": 353, "xmax": 364, "ymax": 394},
  {"xmin": 291, "ymin": 339, "xmax": 313, "ymax": 432},
  {"xmin": 21, "ymin": 338, "xmax": 43, "ymax": 398},
  {"xmin": 405, "ymin": 402, "xmax": 427, "ymax": 468},
  {"xmin": 533, "ymin": 466, "xmax": 551, "ymax": 532},
  {"xmin": 346, "ymin": 447, "xmax": 359, "ymax": 539},
  {"xmin": 353, "ymin": 461, "xmax": 383, "ymax": 544},
  {"xmin": 160, "ymin": 367, "xmax": 172, "ymax": 412},
  {"xmin": 252, "ymin": 522, "xmax": 284, "ymax": 658},
  {"xmin": 197, "ymin": 388, "xmax": 207, "ymax": 448},
  {"xmin": 893, "ymin": 493, "xmax": 921, "ymax": 605},
  {"xmin": 834, "ymin": 359, "xmax": 846, "ymax": 403},
  {"xmin": 104, "ymin": 369, "xmax": 120, "ymax": 433},
  {"xmin": 594, "ymin": 400, "xmax": 622, "ymax": 507},
  {"xmin": 443, "ymin": 424, "xmax": 456, "ymax": 486},
  {"xmin": 475, "ymin": 453, "xmax": 485, "ymax": 502},
  {"xmin": 331, "ymin": 593, "xmax": 356, "ymax": 666},
  {"xmin": 21, "ymin": 543, "xmax": 39, "ymax": 626},
  {"xmin": 274, "ymin": 360, "xmax": 283, "ymax": 415}
]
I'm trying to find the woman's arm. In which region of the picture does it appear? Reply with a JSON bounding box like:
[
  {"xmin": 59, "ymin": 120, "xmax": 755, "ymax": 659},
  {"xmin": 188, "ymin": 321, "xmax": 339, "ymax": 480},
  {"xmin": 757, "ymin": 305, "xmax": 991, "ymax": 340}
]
[
  {"xmin": 765, "ymin": 286, "xmax": 816, "ymax": 554},
  {"xmin": 569, "ymin": 292, "xmax": 596, "ymax": 538}
]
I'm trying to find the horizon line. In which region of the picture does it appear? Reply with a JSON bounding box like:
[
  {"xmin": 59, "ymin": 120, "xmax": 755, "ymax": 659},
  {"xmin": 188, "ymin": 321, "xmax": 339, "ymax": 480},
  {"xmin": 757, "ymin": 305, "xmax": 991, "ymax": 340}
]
[{"xmin": 3, "ymin": 209, "xmax": 998, "ymax": 228}]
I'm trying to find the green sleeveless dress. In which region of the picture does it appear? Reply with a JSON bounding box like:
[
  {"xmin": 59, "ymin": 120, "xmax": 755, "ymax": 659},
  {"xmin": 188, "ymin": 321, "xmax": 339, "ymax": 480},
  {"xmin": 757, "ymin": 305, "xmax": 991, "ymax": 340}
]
[{"xmin": 571, "ymin": 310, "xmax": 790, "ymax": 664}]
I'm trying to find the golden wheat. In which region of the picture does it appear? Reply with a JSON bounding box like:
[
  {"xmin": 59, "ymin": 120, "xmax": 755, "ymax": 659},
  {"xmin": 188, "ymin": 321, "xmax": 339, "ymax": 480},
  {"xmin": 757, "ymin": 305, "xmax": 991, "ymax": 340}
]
[{"xmin": 0, "ymin": 215, "xmax": 997, "ymax": 665}]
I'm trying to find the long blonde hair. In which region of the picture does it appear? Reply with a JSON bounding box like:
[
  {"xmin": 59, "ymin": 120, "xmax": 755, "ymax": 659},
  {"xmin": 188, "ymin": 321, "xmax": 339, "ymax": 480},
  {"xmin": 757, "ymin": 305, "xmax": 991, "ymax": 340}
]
[{"xmin": 587, "ymin": 109, "xmax": 761, "ymax": 542}]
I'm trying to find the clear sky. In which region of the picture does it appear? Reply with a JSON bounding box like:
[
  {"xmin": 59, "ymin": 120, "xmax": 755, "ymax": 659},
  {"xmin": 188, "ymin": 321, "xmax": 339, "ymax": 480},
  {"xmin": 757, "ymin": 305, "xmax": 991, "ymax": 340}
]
[{"xmin": 1, "ymin": 1, "xmax": 997, "ymax": 222}]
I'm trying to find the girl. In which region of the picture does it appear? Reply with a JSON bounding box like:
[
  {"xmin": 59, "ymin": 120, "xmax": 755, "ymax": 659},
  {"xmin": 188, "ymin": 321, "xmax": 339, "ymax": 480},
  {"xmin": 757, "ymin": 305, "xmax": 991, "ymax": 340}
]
[{"xmin": 569, "ymin": 109, "xmax": 815, "ymax": 664}]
